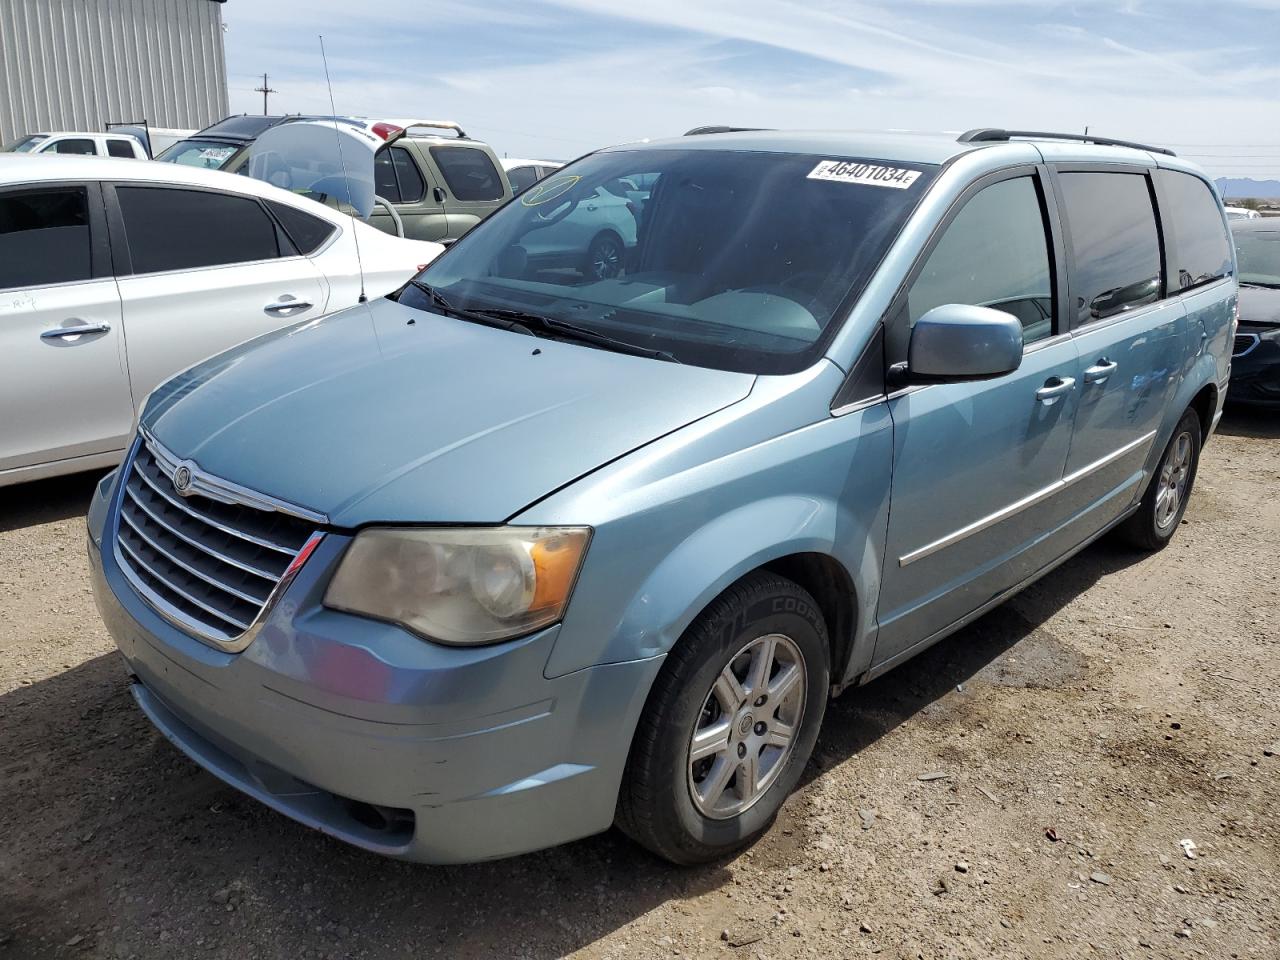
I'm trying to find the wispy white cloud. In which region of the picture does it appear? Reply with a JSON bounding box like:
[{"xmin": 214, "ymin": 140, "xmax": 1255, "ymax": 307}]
[{"xmin": 221, "ymin": 0, "xmax": 1280, "ymax": 177}]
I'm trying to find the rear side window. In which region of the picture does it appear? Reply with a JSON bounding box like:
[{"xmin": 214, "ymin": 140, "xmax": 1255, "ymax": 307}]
[
  {"xmin": 0, "ymin": 188, "xmax": 92, "ymax": 290},
  {"xmin": 374, "ymin": 149, "xmax": 401, "ymax": 202},
  {"xmin": 266, "ymin": 200, "xmax": 337, "ymax": 255},
  {"xmin": 51, "ymin": 138, "xmax": 96, "ymax": 155},
  {"xmin": 1157, "ymin": 170, "xmax": 1232, "ymax": 291},
  {"xmin": 1058, "ymin": 172, "xmax": 1161, "ymax": 323},
  {"xmin": 392, "ymin": 149, "xmax": 425, "ymax": 202},
  {"xmin": 506, "ymin": 165, "xmax": 540, "ymax": 194},
  {"xmin": 117, "ymin": 187, "xmax": 280, "ymax": 274},
  {"xmin": 106, "ymin": 139, "xmax": 135, "ymax": 158},
  {"xmin": 907, "ymin": 176, "xmax": 1055, "ymax": 344},
  {"xmin": 430, "ymin": 146, "xmax": 504, "ymax": 201},
  {"xmin": 373, "ymin": 146, "xmax": 426, "ymax": 204}
]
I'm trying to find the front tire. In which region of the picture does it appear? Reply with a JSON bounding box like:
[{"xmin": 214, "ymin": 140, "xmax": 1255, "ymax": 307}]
[
  {"xmin": 616, "ymin": 572, "xmax": 829, "ymax": 865},
  {"xmin": 584, "ymin": 231, "xmax": 624, "ymax": 280},
  {"xmin": 1117, "ymin": 409, "xmax": 1202, "ymax": 551}
]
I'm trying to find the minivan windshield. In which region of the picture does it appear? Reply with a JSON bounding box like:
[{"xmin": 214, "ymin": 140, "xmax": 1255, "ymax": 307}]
[
  {"xmin": 1234, "ymin": 227, "xmax": 1280, "ymax": 288},
  {"xmin": 405, "ymin": 148, "xmax": 937, "ymax": 373}
]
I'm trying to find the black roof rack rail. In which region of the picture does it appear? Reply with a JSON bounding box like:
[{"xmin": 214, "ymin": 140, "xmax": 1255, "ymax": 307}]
[
  {"xmin": 683, "ymin": 125, "xmax": 771, "ymax": 136},
  {"xmin": 957, "ymin": 128, "xmax": 1176, "ymax": 157}
]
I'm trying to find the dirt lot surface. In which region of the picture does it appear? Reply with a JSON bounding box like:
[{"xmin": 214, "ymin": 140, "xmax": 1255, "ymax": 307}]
[{"xmin": 2, "ymin": 410, "xmax": 1278, "ymax": 960}]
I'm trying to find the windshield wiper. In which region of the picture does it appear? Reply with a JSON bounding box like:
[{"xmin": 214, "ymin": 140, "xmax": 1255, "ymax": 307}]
[
  {"xmin": 469, "ymin": 306, "xmax": 683, "ymax": 364},
  {"xmin": 402, "ymin": 280, "xmax": 536, "ymax": 336},
  {"xmin": 402, "ymin": 282, "xmax": 681, "ymax": 363},
  {"xmin": 1240, "ymin": 280, "xmax": 1280, "ymax": 290}
]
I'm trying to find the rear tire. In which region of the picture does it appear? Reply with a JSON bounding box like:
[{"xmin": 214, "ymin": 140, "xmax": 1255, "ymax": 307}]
[
  {"xmin": 1117, "ymin": 409, "xmax": 1201, "ymax": 551},
  {"xmin": 616, "ymin": 572, "xmax": 829, "ymax": 865}
]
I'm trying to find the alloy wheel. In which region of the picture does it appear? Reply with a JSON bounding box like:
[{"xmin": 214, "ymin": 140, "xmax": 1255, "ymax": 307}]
[
  {"xmin": 590, "ymin": 237, "xmax": 622, "ymax": 279},
  {"xmin": 1155, "ymin": 430, "xmax": 1193, "ymax": 530},
  {"xmin": 686, "ymin": 633, "xmax": 807, "ymax": 820}
]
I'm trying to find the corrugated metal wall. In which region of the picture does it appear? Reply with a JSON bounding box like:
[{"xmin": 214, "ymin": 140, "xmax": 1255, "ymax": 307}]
[{"xmin": 0, "ymin": 0, "xmax": 228, "ymax": 144}]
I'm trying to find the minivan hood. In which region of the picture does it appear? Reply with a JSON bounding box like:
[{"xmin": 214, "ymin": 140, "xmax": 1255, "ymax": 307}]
[{"xmin": 143, "ymin": 298, "xmax": 754, "ymax": 527}]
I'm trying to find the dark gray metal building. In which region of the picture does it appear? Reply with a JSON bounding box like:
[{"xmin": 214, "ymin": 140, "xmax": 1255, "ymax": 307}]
[{"xmin": 0, "ymin": 0, "xmax": 229, "ymax": 145}]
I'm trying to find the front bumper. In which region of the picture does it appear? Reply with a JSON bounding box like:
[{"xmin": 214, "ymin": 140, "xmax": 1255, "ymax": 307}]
[
  {"xmin": 1228, "ymin": 324, "xmax": 1280, "ymax": 407},
  {"xmin": 87, "ymin": 473, "xmax": 663, "ymax": 864}
]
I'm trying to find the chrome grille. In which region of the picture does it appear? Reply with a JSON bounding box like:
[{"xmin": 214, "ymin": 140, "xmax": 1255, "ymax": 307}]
[
  {"xmin": 115, "ymin": 438, "xmax": 321, "ymax": 645},
  {"xmin": 1233, "ymin": 333, "xmax": 1260, "ymax": 357}
]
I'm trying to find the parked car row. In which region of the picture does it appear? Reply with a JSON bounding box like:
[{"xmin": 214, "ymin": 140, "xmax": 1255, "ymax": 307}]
[
  {"xmin": 0, "ymin": 155, "xmax": 441, "ymax": 486},
  {"xmin": 78, "ymin": 126, "xmax": 1238, "ymax": 867},
  {"xmin": 0, "ymin": 113, "xmax": 596, "ymax": 489}
]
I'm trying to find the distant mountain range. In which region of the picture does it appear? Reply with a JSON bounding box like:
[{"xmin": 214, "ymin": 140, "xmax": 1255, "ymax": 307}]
[{"xmin": 1215, "ymin": 177, "xmax": 1280, "ymax": 200}]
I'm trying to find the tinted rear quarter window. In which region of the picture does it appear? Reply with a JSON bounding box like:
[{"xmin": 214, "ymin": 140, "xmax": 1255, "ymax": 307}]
[
  {"xmin": 1157, "ymin": 170, "xmax": 1232, "ymax": 290},
  {"xmin": 106, "ymin": 139, "xmax": 136, "ymax": 158},
  {"xmin": 1058, "ymin": 172, "xmax": 1162, "ymax": 323},
  {"xmin": 117, "ymin": 187, "xmax": 280, "ymax": 274},
  {"xmin": 266, "ymin": 199, "xmax": 337, "ymax": 255},
  {"xmin": 0, "ymin": 188, "xmax": 92, "ymax": 290},
  {"xmin": 430, "ymin": 146, "xmax": 504, "ymax": 201}
]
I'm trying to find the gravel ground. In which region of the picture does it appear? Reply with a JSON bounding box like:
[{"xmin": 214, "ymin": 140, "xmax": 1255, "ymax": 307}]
[{"xmin": 2, "ymin": 408, "xmax": 1278, "ymax": 960}]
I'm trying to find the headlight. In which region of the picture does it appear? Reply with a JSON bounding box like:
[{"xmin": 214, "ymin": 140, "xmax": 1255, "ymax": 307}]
[{"xmin": 324, "ymin": 526, "xmax": 591, "ymax": 645}]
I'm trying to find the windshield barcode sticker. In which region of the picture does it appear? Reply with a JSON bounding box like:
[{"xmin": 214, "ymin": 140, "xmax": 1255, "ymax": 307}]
[{"xmin": 808, "ymin": 160, "xmax": 922, "ymax": 189}]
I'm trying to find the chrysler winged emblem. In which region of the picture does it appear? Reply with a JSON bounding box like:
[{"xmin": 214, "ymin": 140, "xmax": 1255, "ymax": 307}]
[{"xmin": 172, "ymin": 464, "xmax": 194, "ymax": 496}]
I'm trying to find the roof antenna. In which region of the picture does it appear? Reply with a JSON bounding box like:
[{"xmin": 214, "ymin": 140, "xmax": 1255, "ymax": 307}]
[{"xmin": 319, "ymin": 35, "xmax": 367, "ymax": 304}]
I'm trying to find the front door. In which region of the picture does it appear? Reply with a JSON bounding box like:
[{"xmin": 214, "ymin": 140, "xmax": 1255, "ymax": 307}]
[
  {"xmin": 875, "ymin": 170, "xmax": 1080, "ymax": 667},
  {"xmin": 0, "ymin": 183, "xmax": 134, "ymax": 474}
]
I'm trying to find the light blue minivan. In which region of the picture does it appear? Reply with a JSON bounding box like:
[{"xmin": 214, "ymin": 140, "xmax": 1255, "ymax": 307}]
[{"xmin": 88, "ymin": 128, "xmax": 1236, "ymax": 865}]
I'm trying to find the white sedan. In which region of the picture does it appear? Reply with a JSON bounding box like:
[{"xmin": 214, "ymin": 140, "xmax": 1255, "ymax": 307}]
[{"xmin": 0, "ymin": 155, "xmax": 442, "ymax": 487}]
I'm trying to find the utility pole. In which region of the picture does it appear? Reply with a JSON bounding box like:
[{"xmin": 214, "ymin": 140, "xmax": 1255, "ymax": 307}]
[{"xmin": 254, "ymin": 73, "xmax": 277, "ymax": 115}]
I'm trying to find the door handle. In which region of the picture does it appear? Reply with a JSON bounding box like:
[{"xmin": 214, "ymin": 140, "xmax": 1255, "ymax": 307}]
[
  {"xmin": 264, "ymin": 299, "xmax": 313, "ymax": 314},
  {"xmin": 1035, "ymin": 376, "xmax": 1076, "ymax": 405},
  {"xmin": 40, "ymin": 322, "xmax": 111, "ymax": 341},
  {"xmin": 1083, "ymin": 359, "xmax": 1118, "ymax": 384}
]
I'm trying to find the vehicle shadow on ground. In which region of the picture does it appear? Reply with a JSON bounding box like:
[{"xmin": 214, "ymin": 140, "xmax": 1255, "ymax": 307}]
[
  {"xmin": 0, "ymin": 542, "xmax": 1144, "ymax": 960},
  {"xmin": 813, "ymin": 539, "xmax": 1143, "ymax": 785},
  {"xmin": 1216, "ymin": 404, "xmax": 1280, "ymax": 440},
  {"xmin": 0, "ymin": 470, "xmax": 104, "ymax": 534}
]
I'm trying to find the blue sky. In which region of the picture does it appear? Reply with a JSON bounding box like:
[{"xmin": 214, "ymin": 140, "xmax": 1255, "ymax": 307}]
[{"xmin": 223, "ymin": 0, "xmax": 1280, "ymax": 179}]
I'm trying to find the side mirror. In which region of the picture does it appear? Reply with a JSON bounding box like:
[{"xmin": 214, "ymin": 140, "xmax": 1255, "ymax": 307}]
[{"xmin": 897, "ymin": 303, "xmax": 1024, "ymax": 385}]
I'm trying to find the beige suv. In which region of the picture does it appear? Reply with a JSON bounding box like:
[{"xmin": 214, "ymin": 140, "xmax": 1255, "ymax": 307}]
[{"xmin": 367, "ymin": 122, "xmax": 513, "ymax": 243}]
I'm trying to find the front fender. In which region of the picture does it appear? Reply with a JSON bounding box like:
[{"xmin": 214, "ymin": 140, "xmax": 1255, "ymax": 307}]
[
  {"xmin": 521, "ymin": 394, "xmax": 894, "ymax": 680},
  {"xmin": 608, "ymin": 495, "xmax": 876, "ymax": 669}
]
